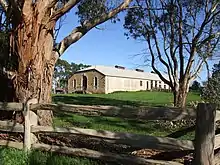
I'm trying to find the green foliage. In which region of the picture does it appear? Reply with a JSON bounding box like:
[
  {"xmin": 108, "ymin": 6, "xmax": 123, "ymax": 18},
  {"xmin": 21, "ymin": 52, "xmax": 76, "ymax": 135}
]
[
  {"xmin": 54, "ymin": 59, "xmax": 90, "ymax": 88},
  {"xmin": 123, "ymin": 0, "xmax": 220, "ymax": 82},
  {"xmin": 190, "ymin": 81, "xmax": 201, "ymax": 92},
  {"xmin": 76, "ymin": 0, "xmax": 121, "ymax": 24},
  {"xmin": 202, "ymin": 61, "xmax": 220, "ymax": 104}
]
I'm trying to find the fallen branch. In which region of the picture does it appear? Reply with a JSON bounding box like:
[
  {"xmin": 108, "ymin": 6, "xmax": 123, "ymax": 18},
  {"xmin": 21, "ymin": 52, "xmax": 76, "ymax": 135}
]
[
  {"xmin": 33, "ymin": 143, "xmax": 183, "ymax": 165},
  {"xmin": 32, "ymin": 126, "xmax": 194, "ymax": 151}
]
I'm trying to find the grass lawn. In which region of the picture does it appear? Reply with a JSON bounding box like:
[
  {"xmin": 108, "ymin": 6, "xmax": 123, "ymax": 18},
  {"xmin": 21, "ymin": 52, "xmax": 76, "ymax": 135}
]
[
  {"xmin": 1, "ymin": 91, "xmax": 200, "ymax": 165},
  {"xmin": 53, "ymin": 91, "xmax": 200, "ymax": 139},
  {"xmin": 53, "ymin": 91, "xmax": 201, "ymax": 107},
  {"xmin": 0, "ymin": 147, "xmax": 104, "ymax": 165}
]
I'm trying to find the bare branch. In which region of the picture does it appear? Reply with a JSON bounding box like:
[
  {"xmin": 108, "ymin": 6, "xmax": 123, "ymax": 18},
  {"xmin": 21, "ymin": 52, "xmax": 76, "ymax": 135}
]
[
  {"xmin": 184, "ymin": 3, "xmax": 218, "ymax": 79},
  {"xmin": 177, "ymin": 0, "xmax": 184, "ymax": 81},
  {"xmin": 146, "ymin": 34, "xmax": 173, "ymax": 89},
  {"xmin": 0, "ymin": 0, "xmax": 8, "ymax": 11},
  {"xmin": 146, "ymin": 3, "xmax": 173, "ymax": 86},
  {"xmin": 57, "ymin": 0, "xmax": 132, "ymax": 55},
  {"xmin": 190, "ymin": 59, "xmax": 206, "ymax": 80}
]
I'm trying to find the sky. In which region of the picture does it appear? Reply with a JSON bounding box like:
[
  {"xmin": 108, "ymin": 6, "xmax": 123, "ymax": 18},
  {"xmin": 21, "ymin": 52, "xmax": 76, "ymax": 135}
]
[{"xmin": 56, "ymin": 8, "xmax": 214, "ymax": 83}]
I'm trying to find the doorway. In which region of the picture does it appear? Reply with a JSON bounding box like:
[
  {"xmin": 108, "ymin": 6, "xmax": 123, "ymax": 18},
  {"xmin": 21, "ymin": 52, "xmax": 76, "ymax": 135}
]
[{"xmin": 82, "ymin": 75, "xmax": 88, "ymax": 90}]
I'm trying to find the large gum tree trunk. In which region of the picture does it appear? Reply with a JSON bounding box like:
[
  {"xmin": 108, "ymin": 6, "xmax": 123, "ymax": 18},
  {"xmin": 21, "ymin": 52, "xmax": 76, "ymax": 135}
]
[
  {"xmin": 11, "ymin": 5, "xmax": 57, "ymax": 125},
  {"xmin": 173, "ymin": 82, "xmax": 189, "ymax": 108}
]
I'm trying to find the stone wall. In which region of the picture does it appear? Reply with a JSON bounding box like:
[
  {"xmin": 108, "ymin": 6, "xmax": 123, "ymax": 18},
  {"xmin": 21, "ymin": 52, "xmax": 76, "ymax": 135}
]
[{"xmin": 68, "ymin": 70, "xmax": 106, "ymax": 94}]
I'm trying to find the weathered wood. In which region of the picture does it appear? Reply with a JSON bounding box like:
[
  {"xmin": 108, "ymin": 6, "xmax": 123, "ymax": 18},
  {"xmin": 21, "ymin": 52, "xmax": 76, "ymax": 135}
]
[
  {"xmin": 24, "ymin": 101, "xmax": 31, "ymax": 151},
  {"xmin": 33, "ymin": 143, "xmax": 183, "ymax": 165},
  {"xmin": 31, "ymin": 103, "xmax": 197, "ymax": 121},
  {"xmin": 32, "ymin": 125, "xmax": 194, "ymax": 151},
  {"xmin": 0, "ymin": 102, "xmax": 23, "ymax": 111},
  {"xmin": 0, "ymin": 120, "xmax": 24, "ymax": 132},
  {"xmin": 194, "ymin": 103, "xmax": 216, "ymax": 165},
  {"xmin": 215, "ymin": 134, "xmax": 220, "ymax": 150},
  {"xmin": 0, "ymin": 140, "xmax": 23, "ymax": 149},
  {"xmin": 214, "ymin": 151, "xmax": 220, "ymax": 165},
  {"xmin": 24, "ymin": 99, "xmax": 38, "ymax": 151}
]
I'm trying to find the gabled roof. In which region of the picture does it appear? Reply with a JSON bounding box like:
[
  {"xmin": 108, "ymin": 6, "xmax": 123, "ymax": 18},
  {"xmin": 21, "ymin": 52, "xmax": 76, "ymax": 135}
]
[{"xmin": 75, "ymin": 65, "xmax": 168, "ymax": 81}]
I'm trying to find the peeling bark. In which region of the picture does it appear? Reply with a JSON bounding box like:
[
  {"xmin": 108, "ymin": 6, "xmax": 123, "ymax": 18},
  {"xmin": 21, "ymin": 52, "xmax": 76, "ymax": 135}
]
[
  {"xmin": 2, "ymin": 0, "xmax": 132, "ymax": 125},
  {"xmin": 11, "ymin": 2, "xmax": 57, "ymax": 125},
  {"xmin": 173, "ymin": 81, "xmax": 189, "ymax": 109}
]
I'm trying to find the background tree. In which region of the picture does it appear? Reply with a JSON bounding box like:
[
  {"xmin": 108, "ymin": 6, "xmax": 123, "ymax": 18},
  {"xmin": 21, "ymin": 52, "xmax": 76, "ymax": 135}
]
[
  {"xmin": 0, "ymin": 0, "xmax": 132, "ymax": 125},
  {"xmin": 124, "ymin": 0, "xmax": 220, "ymax": 108},
  {"xmin": 189, "ymin": 81, "xmax": 201, "ymax": 92},
  {"xmin": 54, "ymin": 59, "xmax": 90, "ymax": 88},
  {"xmin": 202, "ymin": 61, "xmax": 220, "ymax": 105}
]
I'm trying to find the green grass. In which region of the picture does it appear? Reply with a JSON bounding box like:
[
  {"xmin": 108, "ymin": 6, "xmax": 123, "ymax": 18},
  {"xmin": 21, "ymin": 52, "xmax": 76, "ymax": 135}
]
[
  {"xmin": 2, "ymin": 91, "xmax": 200, "ymax": 165},
  {"xmin": 54, "ymin": 113, "xmax": 172, "ymax": 137},
  {"xmin": 53, "ymin": 91, "xmax": 201, "ymax": 107},
  {"xmin": 53, "ymin": 91, "xmax": 200, "ymax": 140},
  {"xmin": 0, "ymin": 147, "xmax": 105, "ymax": 165}
]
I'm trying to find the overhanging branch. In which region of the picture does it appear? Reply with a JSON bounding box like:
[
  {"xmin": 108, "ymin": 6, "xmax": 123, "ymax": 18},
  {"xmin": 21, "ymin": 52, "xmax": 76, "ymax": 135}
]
[
  {"xmin": 56, "ymin": 0, "xmax": 132, "ymax": 55},
  {"xmin": 50, "ymin": 0, "xmax": 82, "ymax": 21}
]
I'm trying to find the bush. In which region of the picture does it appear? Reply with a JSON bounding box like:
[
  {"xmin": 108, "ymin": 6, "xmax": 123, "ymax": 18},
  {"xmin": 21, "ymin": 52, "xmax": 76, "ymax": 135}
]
[{"xmin": 202, "ymin": 62, "xmax": 220, "ymax": 105}]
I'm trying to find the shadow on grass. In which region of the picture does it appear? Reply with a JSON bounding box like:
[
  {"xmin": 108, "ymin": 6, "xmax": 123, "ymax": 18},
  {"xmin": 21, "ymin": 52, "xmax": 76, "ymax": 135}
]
[
  {"xmin": 53, "ymin": 111, "xmax": 171, "ymax": 135},
  {"xmin": 52, "ymin": 95, "xmax": 149, "ymax": 107}
]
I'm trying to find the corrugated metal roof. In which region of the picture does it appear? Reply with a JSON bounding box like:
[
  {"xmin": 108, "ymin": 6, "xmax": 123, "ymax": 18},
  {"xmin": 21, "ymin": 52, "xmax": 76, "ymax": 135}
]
[{"xmin": 76, "ymin": 65, "xmax": 168, "ymax": 80}]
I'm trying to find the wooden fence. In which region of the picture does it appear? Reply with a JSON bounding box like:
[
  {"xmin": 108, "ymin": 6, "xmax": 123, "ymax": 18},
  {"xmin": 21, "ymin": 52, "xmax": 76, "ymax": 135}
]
[{"xmin": 0, "ymin": 101, "xmax": 219, "ymax": 165}]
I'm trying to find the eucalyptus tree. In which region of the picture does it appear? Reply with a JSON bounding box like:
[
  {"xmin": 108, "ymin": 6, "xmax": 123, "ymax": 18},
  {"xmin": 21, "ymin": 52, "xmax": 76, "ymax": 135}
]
[
  {"xmin": 0, "ymin": 0, "xmax": 132, "ymax": 125},
  {"xmin": 124, "ymin": 0, "xmax": 220, "ymax": 108}
]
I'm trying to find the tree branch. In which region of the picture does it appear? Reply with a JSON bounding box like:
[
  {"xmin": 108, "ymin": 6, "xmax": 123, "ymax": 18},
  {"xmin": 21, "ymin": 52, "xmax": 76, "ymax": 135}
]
[
  {"xmin": 57, "ymin": 0, "xmax": 132, "ymax": 55},
  {"xmin": 177, "ymin": 0, "xmax": 184, "ymax": 82},
  {"xmin": 50, "ymin": 0, "xmax": 82, "ymax": 21},
  {"xmin": 146, "ymin": 34, "xmax": 173, "ymax": 89},
  {"xmin": 190, "ymin": 59, "xmax": 206, "ymax": 80},
  {"xmin": 146, "ymin": 2, "xmax": 173, "ymax": 87},
  {"xmin": 0, "ymin": 0, "xmax": 8, "ymax": 11},
  {"xmin": 184, "ymin": 3, "xmax": 218, "ymax": 80},
  {"xmin": 168, "ymin": 0, "xmax": 178, "ymax": 84}
]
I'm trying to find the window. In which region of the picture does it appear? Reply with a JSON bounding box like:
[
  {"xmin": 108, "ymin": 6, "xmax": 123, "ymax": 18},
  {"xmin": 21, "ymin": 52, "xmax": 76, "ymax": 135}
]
[
  {"xmin": 94, "ymin": 77, "xmax": 98, "ymax": 89},
  {"xmin": 151, "ymin": 80, "xmax": 153, "ymax": 89},
  {"xmin": 146, "ymin": 81, "xmax": 149, "ymax": 90},
  {"xmin": 73, "ymin": 79, "xmax": 76, "ymax": 89},
  {"xmin": 140, "ymin": 81, "xmax": 143, "ymax": 86},
  {"xmin": 155, "ymin": 81, "xmax": 158, "ymax": 89},
  {"xmin": 164, "ymin": 85, "xmax": 166, "ymax": 89}
]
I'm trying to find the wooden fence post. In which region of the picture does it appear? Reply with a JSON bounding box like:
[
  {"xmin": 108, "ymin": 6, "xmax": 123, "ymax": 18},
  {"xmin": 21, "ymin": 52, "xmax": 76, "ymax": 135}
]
[
  {"xmin": 24, "ymin": 98, "xmax": 38, "ymax": 151},
  {"xmin": 24, "ymin": 100, "xmax": 31, "ymax": 151},
  {"xmin": 194, "ymin": 103, "xmax": 216, "ymax": 165}
]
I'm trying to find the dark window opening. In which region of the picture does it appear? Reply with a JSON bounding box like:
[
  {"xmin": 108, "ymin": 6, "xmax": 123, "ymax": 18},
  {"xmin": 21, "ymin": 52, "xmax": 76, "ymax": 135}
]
[
  {"xmin": 140, "ymin": 81, "xmax": 143, "ymax": 86},
  {"xmin": 155, "ymin": 81, "xmax": 158, "ymax": 88},
  {"xmin": 73, "ymin": 79, "xmax": 76, "ymax": 89},
  {"xmin": 94, "ymin": 77, "xmax": 98, "ymax": 89}
]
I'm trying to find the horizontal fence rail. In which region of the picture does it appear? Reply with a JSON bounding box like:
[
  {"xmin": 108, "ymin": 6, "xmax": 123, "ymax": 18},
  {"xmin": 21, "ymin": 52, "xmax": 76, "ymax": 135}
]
[
  {"xmin": 0, "ymin": 101, "xmax": 216, "ymax": 121},
  {"xmin": 0, "ymin": 139, "xmax": 183, "ymax": 165},
  {"xmin": 0, "ymin": 101, "xmax": 219, "ymax": 164}
]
